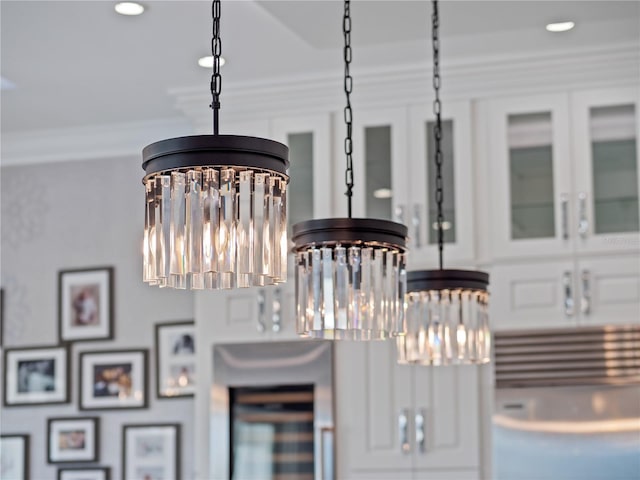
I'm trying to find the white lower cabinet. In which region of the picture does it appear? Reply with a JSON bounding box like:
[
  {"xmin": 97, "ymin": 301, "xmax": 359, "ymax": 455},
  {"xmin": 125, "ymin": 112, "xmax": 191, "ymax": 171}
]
[
  {"xmin": 490, "ymin": 254, "xmax": 640, "ymax": 331},
  {"xmin": 336, "ymin": 341, "xmax": 482, "ymax": 479}
]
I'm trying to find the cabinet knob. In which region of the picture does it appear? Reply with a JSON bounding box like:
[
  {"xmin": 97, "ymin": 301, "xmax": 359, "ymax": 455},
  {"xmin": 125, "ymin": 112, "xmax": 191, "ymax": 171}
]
[
  {"xmin": 415, "ymin": 408, "xmax": 426, "ymax": 453},
  {"xmin": 257, "ymin": 289, "xmax": 266, "ymax": 332},
  {"xmin": 272, "ymin": 287, "xmax": 282, "ymax": 333},
  {"xmin": 399, "ymin": 409, "xmax": 411, "ymax": 454},
  {"xmin": 578, "ymin": 192, "xmax": 589, "ymax": 239},
  {"xmin": 563, "ymin": 271, "xmax": 574, "ymax": 318},
  {"xmin": 560, "ymin": 193, "xmax": 570, "ymax": 240},
  {"xmin": 581, "ymin": 270, "xmax": 591, "ymax": 316}
]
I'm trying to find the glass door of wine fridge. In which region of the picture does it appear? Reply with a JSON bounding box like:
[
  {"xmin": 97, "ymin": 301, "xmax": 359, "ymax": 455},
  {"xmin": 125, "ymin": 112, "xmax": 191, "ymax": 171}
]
[{"xmin": 211, "ymin": 342, "xmax": 334, "ymax": 480}]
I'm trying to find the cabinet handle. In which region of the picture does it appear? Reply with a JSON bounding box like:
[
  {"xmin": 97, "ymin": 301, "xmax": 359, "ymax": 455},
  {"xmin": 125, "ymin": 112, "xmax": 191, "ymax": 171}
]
[
  {"xmin": 412, "ymin": 204, "xmax": 422, "ymax": 248},
  {"xmin": 272, "ymin": 287, "xmax": 282, "ymax": 333},
  {"xmin": 394, "ymin": 204, "xmax": 406, "ymax": 225},
  {"xmin": 563, "ymin": 271, "xmax": 574, "ymax": 318},
  {"xmin": 578, "ymin": 192, "xmax": 589, "ymax": 239},
  {"xmin": 257, "ymin": 289, "xmax": 266, "ymax": 332},
  {"xmin": 581, "ymin": 270, "xmax": 591, "ymax": 316},
  {"xmin": 415, "ymin": 409, "xmax": 426, "ymax": 453},
  {"xmin": 560, "ymin": 193, "xmax": 569, "ymax": 240},
  {"xmin": 399, "ymin": 409, "xmax": 411, "ymax": 454}
]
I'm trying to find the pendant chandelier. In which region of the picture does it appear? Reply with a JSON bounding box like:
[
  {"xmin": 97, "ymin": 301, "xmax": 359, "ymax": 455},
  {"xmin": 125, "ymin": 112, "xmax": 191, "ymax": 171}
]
[
  {"xmin": 141, "ymin": 0, "xmax": 289, "ymax": 290},
  {"xmin": 396, "ymin": 0, "xmax": 490, "ymax": 365},
  {"xmin": 292, "ymin": 0, "xmax": 409, "ymax": 340}
]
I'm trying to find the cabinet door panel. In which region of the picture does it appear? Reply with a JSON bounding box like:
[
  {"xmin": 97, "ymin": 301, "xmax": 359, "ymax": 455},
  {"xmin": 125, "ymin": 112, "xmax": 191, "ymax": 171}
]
[
  {"xmin": 340, "ymin": 107, "xmax": 408, "ymax": 221},
  {"xmin": 577, "ymin": 255, "xmax": 640, "ymax": 326},
  {"xmin": 489, "ymin": 261, "xmax": 577, "ymax": 331},
  {"xmin": 413, "ymin": 366, "xmax": 480, "ymax": 469},
  {"xmin": 335, "ymin": 341, "xmax": 413, "ymax": 473},
  {"xmin": 572, "ymin": 87, "xmax": 640, "ymax": 254},
  {"xmin": 488, "ymin": 95, "xmax": 573, "ymax": 260},
  {"xmin": 408, "ymin": 102, "xmax": 475, "ymax": 267}
]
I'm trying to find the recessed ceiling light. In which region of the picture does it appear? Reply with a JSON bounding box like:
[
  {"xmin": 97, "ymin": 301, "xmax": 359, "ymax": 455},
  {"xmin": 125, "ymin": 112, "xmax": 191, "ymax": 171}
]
[
  {"xmin": 373, "ymin": 188, "xmax": 392, "ymax": 199},
  {"xmin": 115, "ymin": 2, "xmax": 145, "ymax": 16},
  {"xmin": 198, "ymin": 55, "xmax": 226, "ymax": 68},
  {"xmin": 546, "ymin": 21, "xmax": 575, "ymax": 32}
]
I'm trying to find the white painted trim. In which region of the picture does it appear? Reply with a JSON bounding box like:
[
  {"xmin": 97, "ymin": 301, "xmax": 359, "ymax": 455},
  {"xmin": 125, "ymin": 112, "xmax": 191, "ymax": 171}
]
[
  {"xmin": 1, "ymin": 118, "xmax": 193, "ymax": 167},
  {"xmin": 2, "ymin": 43, "xmax": 637, "ymax": 167}
]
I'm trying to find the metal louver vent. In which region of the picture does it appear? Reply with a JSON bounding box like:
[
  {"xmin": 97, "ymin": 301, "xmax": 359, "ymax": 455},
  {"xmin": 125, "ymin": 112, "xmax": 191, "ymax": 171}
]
[{"xmin": 495, "ymin": 326, "xmax": 640, "ymax": 388}]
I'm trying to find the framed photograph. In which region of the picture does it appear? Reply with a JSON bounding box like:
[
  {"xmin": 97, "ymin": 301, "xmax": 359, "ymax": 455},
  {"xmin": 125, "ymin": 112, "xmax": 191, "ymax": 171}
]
[
  {"xmin": 79, "ymin": 349, "xmax": 148, "ymax": 410},
  {"xmin": 0, "ymin": 434, "xmax": 29, "ymax": 480},
  {"xmin": 58, "ymin": 467, "xmax": 110, "ymax": 480},
  {"xmin": 4, "ymin": 345, "xmax": 70, "ymax": 406},
  {"xmin": 47, "ymin": 417, "xmax": 99, "ymax": 464},
  {"xmin": 58, "ymin": 267, "xmax": 113, "ymax": 343},
  {"xmin": 122, "ymin": 424, "xmax": 180, "ymax": 480},
  {"xmin": 155, "ymin": 321, "xmax": 195, "ymax": 398}
]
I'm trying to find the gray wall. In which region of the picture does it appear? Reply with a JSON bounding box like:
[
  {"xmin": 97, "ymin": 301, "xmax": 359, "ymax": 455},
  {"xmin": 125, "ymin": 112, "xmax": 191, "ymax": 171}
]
[{"xmin": 1, "ymin": 156, "xmax": 195, "ymax": 479}]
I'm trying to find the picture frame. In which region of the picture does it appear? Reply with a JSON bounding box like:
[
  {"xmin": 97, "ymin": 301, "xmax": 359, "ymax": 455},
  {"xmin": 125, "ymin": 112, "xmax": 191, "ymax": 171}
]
[
  {"xmin": 58, "ymin": 467, "xmax": 110, "ymax": 480},
  {"xmin": 1, "ymin": 287, "xmax": 4, "ymax": 347},
  {"xmin": 47, "ymin": 417, "xmax": 99, "ymax": 464},
  {"xmin": 79, "ymin": 349, "xmax": 148, "ymax": 411},
  {"xmin": 154, "ymin": 321, "xmax": 196, "ymax": 398},
  {"xmin": 122, "ymin": 424, "xmax": 180, "ymax": 480},
  {"xmin": 0, "ymin": 434, "xmax": 29, "ymax": 480},
  {"xmin": 3, "ymin": 345, "xmax": 70, "ymax": 407},
  {"xmin": 58, "ymin": 267, "xmax": 114, "ymax": 343}
]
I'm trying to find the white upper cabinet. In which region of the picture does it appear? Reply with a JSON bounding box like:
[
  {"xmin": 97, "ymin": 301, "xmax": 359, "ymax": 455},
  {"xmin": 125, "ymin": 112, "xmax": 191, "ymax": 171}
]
[
  {"xmin": 341, "ymin": 106, "xmax": 409, "ymax": 221},
  {"xmin": 271, "ymin": 113, "xmax": 333, "ymax": 223},
  {"xmin": 408, "ymin": 101, "xmax": 476, "ymax": 267},
  {"xmin": 571, "ymin": 87, "xmax": 640, "ymax": 255},
  {"xmin": 487, "ymin": 94, "xmax": 573, "ymax": 261}
]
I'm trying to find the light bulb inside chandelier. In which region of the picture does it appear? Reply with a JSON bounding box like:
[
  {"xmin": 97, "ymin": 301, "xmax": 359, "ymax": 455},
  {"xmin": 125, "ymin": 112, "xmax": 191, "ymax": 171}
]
[
  {"xmin": 141, "ymin": 0, "xmax": 289, "ymax": 290},
  {"xmin": 397, "ymin": 0, "xmax": 491, "ymax": 364},
  {"xmin": 292, "ymin": 0, "xmax": 409, "ymax": 340}
]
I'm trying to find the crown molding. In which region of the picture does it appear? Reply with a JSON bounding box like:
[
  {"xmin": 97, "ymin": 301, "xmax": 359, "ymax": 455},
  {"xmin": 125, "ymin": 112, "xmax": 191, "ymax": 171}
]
[
  {"xmin": 172, "ymin": 42, "xmax": 639, "ymax": 129},
  {"xmin": 1, "ymin": 118, "xmax": 192, "ymax": 167},
  {"xmin": 2, "ymin": 43, "xmax": 637, "ymax": 167}
]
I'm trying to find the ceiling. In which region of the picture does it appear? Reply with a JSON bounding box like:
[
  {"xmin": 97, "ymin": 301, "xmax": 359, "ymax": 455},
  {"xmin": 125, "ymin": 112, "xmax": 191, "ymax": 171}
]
[{"xmin": 1, "ymin": 1, "xmax": 638, "ymax": 135}]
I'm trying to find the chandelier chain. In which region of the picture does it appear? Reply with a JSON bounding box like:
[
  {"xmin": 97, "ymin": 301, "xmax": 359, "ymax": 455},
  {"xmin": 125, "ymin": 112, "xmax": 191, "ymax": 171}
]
[
  {"xmin": 343, "ymin": 0, "xmax": 354, "ymax": 218},
  {"xmin": 432, "ymin": 0, "xmax": 444, "ymax": 269},
  {"xmin": 211, "ymin": 0, "xmax": 222, "ymax": 135}
]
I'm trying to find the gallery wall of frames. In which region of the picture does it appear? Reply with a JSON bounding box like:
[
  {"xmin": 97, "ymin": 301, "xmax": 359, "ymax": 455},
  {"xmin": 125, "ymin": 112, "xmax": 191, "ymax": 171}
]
[{"xmin": 0, "ymin": 156, "xmax": 196, "ymax": 480}]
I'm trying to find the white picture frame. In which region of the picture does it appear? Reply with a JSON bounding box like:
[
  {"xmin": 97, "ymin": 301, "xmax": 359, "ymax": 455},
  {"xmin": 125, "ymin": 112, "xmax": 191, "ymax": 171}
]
[
  {"xmin": 155, "ymin": 321, "xmax": 196, "ymax": 398},
  {"xmin": 3, "ymin": 346, "xmax": 69, "ymax": 406},
  {"xmin": 122, "ymin": 424, "xmax": 180, "ymax": 480},
  {"xmin": 58, "ymin": 467, "xmax": 110, "ymax": 480},
  {"xmin": 0, "ymin": 434, "xmax": 29, "ymax": 480},
  {"xmin": 58, "ymin": 267, "xmax": 113, "ymax": 343},
  {"xmin": 79, "ymin": 350, "xmax": 148, "ymax": 411},
  {"xmin": 48, "ymin": 417, "xmax": 99, "ymax": 464}
]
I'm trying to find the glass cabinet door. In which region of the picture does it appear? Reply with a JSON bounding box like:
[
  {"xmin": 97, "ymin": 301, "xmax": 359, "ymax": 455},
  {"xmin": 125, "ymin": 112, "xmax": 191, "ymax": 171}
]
[
  {"xmin": 408, "ymin": 101, "xmax": 475, "ymax": 266},
  {"xmin": 345, "ymin": 107, "xmax": 408, "ymax": 221},
  {"xmin": 271, "ymin": 114, "xmax": 332, "ymax": 224},
  {"xmin": 488, "ymin": 94, "xmax": 573, "ymax": 260},
  {"xmin": 572, "ymin": 87, "xmax": 640, "ymax": 254}
]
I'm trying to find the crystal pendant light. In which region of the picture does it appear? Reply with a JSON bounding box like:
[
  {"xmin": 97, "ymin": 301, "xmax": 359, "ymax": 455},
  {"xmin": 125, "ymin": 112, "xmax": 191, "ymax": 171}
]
[
  {"xmin": 292, "ymin": 0, "xmax": 409, "ymax": 340},
  {"xmin": 396, "ymin": 0, "xmax": 490, "ymax": 365},
  {"xmin": 141, "ymin": 1, "xmax": 289, "ymax": 290}
]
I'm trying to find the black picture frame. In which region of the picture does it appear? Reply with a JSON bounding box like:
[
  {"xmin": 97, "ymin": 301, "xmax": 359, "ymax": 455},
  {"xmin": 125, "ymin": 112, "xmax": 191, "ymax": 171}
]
[
  {"xmin": 3, "ymin": 345, "xmax": 71, "ymax": 407},
  {"xmin": 57, "ymin": 467, "xmax": 110, "ymax": 480},
  {"xmin": 79, "ymin": 349, "xmax": 148, "ymax": 411},
  {"xmin": 0, "ymin": 434, "xmax": 30, "ymax": 480},
  {"xmin": 47, "ymin": 417, "xmax": 99, "ymax": 464},
  {"xmin": 122, "ymin": 423, "xmax": 180, "ymax": 480},
  {"xmin": 154, "ymin": 321, "xmax": 196, "ymax": 399},
  {"xmin": 58, "ymin": 266, "xmax": 114, "ymax": 344}
]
